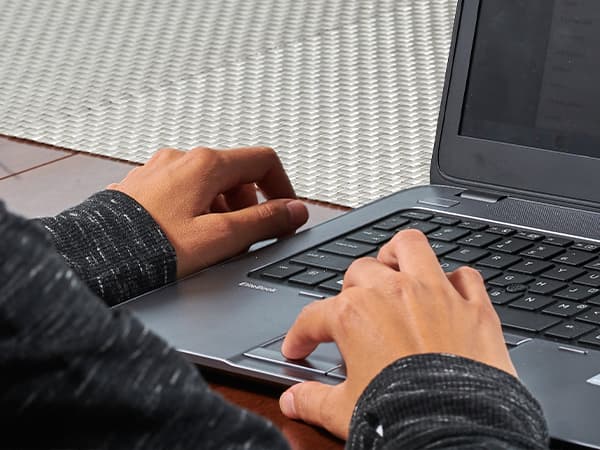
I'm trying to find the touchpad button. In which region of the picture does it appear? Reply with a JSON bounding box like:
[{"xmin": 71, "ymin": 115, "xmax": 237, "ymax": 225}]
[{"xmin": 244, "ymin": 338, "xmax": 343, "ymax": 375}]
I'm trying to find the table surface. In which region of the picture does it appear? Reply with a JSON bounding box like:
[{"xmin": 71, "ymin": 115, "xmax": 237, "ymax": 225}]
[{"xmin": 0, "ymin": 136, "xmax": 345, "ymax": 450}]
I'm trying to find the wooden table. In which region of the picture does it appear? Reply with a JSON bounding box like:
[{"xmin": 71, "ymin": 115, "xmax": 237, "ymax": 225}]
[{"xmin": 0, "ymin": 136, "xmax": 345, "ymax": 450}]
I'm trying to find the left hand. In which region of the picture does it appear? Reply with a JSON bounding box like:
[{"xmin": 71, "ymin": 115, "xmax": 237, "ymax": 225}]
[{"xmin": 108, "ymin": 146, "xmax": 309, "ymax": 278}]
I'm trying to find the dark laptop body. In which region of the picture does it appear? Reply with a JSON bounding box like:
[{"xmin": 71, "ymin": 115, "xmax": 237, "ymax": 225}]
[{"xmin": 119, "ymin": 1, "xmax": 600, "ymax": 447}]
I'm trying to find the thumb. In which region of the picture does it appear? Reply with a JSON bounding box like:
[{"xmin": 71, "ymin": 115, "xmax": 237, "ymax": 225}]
[
  {"xmin": 224, "ymin": 198, "xmax": 308, "ymax": 245},
  {"xmin": 280, "ymin": 382, "xmax": 349, "ymax": 439}
]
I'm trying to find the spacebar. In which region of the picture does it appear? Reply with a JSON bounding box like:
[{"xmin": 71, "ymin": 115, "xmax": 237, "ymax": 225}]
[{"xmin": 494, "ymin": 306, "xmax": 561, "ymax": 333}]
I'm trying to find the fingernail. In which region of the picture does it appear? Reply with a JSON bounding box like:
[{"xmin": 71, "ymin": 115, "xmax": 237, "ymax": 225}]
[
  {"xmin": 280, "ymin": 390, "xmax": 297, "ymax": 418},
  {"xmin": 280, "ymin": 339, "xmax": 289, "ymax": 357},
  {"xmin": 286, "ymin": 200, "xmax": 308, "ymax": 228}
]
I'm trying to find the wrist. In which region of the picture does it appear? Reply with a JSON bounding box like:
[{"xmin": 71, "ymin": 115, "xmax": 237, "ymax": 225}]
[
  {"xmin": 349, "ymin": 353, "xmax": 548, "ymax": 449},
  {"xmin": 37, "ymin": 190, "xmax": 177, "ymax": 305}
]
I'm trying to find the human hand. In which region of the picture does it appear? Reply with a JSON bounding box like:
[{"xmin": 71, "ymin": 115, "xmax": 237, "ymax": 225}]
[
  {"xmin": 279, "ymin": 229, "xmax": 515, "ymax": 439},
  {"xmin": 108, "ymin": 146, "xmax": 308, "ymax": 278}
]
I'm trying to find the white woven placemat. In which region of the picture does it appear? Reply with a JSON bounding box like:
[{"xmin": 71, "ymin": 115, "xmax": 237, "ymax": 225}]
[{"xmin": 0, "ymin": 0, "xmax": 456, "ymax": 207}]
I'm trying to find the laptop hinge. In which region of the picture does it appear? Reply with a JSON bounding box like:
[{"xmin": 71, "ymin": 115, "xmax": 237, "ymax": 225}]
[{"xmin": 458, "ymin": 189, "xmax": 506, "ymax": 204}]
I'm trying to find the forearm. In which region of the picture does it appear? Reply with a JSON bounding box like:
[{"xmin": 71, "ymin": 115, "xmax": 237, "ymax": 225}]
[
  {"xmin": 1, "ymin": 202, "xmax": 288, "ymax": 449},
  {"xmin": 348, "ymin": 354, "xmax": 549, "ymax": 450},
  {"xmin": 36, "ymin": 190, "xmax": 177, "ymax": 306}
]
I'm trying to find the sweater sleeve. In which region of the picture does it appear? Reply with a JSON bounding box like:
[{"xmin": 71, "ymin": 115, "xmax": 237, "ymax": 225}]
[
  {"xmin": 347, "ymin": 353, "xmax": 549, "ymax": 450},
  {"xmin": 0, "ymin": 201, "xmax": 289, "ymax": 450},
  {"xmin": 36, "ymin": 189, "xmax": 177, "ymax": 306}
]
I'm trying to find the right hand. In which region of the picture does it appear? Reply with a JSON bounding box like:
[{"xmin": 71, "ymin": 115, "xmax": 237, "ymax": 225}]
[{"xmin": 279, "ymin": 229, "xmax": 515, "ymax": 439}]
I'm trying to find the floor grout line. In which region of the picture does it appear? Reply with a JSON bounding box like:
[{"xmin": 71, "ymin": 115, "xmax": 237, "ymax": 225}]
[{"xmin": 0, "ymin": 154, "xmax": 76, "ymax": 181}]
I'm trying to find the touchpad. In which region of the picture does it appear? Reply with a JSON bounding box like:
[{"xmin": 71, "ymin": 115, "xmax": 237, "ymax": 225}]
[
  {"xmin": 244, "ymin": 337, "xmax": 343, "ymax": 375},
  {"xmin": 510, "ymin": 339, "xmax": 600, "ymax": 447}
]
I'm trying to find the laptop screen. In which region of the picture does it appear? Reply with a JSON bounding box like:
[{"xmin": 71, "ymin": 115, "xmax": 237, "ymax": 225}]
[{"xmin": 460, "ymin": 0, "xmax": 600, "ymax": 159}]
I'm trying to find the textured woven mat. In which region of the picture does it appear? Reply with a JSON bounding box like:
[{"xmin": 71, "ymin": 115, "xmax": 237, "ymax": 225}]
[{"xmin": 0, "ymin": 0, "xmax": 456, "ymax": 207}]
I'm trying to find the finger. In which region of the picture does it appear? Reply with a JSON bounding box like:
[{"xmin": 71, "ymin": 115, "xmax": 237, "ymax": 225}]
[
  {"xmin": 281, "ymin": 298, "xmax": 336, "ymax": 360},
  {"xmin": 224, "ymin": 183, "xmax": 258, "ymax": 211},
  {"xmin": 197, "ymin": 199, "xmax": 308, "ymax": 263},
  {"xmin": 195, "ymin": 146, "xmax": 296, "ymax": 200},
  {"xmin": 224, "ymin": 198, "xmax": 307, "ymax": 243},
  {"xmin": 447, "ymin": 266, "xmax": 488, "ymax": 301},
  {"xmin": 280, "ymin": 382, "xmax": 348, "ymax": 439},
  {"xmin": 343, "ymin": 257, "xmax": 398, "ymax": 290},
  {"xmin": 210, "ymin": 194, "xmax": 230, "ymax": 213},
  {"xmin": 378, "ymin": 229, "xmax": 447, "ymax": 280}
]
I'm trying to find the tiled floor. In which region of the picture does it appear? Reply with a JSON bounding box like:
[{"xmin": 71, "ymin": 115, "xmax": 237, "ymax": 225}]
[{"xmin": 0, "ymin": 139, "xmax": 73, "ymax": 179}]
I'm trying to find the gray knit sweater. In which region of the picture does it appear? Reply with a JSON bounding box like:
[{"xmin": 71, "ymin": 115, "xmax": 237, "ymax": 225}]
[{"xmin": 0, "ymin": 190, "xmax": 549, "ymax": 449}]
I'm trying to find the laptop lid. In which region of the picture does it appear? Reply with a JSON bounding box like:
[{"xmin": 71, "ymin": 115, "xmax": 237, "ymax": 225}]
[{"xmin": 431, "ymin": 0, "xmax": 600, "ymax": 210}]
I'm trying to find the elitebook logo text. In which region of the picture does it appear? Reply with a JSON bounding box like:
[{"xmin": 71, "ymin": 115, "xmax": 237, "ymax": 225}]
[{"xmin": 238, "ymin": 281, "xmax": 277, "ymax": 293}]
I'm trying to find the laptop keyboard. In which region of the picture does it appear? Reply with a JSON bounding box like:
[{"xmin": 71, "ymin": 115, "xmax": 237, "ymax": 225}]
[{"xmin": 250, "ymin": 209, "xmax": 600, "ymax": 350}]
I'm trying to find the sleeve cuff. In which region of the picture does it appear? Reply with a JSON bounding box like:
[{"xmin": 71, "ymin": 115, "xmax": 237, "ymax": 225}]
[
  {"xmin": 37, "ymin": 190, "xmax": 177, "ymax": 306},
  {"xmin": 348, "ymin": 353, "xmax": 549, "ymax": 449}
]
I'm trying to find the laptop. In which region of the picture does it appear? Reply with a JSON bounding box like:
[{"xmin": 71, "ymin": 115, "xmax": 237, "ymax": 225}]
[{"xmin": 119, "ymin": 0, "xmax": 600, "ymax": 447}]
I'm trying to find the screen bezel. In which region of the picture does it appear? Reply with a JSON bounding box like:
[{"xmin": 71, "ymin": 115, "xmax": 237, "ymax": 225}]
[{"xmin": 432, "ymin": 0, "xmax": 600, "ymax": 207}]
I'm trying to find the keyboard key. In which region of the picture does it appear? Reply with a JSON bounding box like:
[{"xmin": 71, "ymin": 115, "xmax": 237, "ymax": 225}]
[
  {"xmin": 429, "ymin": 241, "xmax": 459, "ymax": 257},
  {"xmin": 347, "ymin": 229, "xmax": 392, "ymax": 245},
  {"xmin": 489, "ymin": 273, "xmax": 534, "ymax": 288},
  {"xmin": 320, "ymin": 240, "xmax": 376, "ymax": 258},
  {"xmin": 319, "ymin": 277, "xmax": 345, "ymax": 293},
  {"xmin": 515, "ymin": 231, "xmax": 544, "ymax": 241},
  {"xmin": 529, "ymin": 279, "xmax": 566, "ymax": 295},
  {"xmin": 509, "ymin": 295, "xmax": 555, "ymax": 311},
  {"xmin": 520, "ymin": 244, "xmax": 564, "ymax": 260},
  {"xmin": 487, "ymin": 226, "xmax": 515, "ymax": 236},
  {"xmin": 373, "ymin": 216, "xmax": 410, "ymax": 231},
  {"xmin": 365, "ymin": 250, "xmax": 379, "ymax": 259},
  {"xmin": 439, "ymin": 259, "xmax": 466, "ymax": 273},
  {"xmin": 457, "ymin": 232, "xmax": 501, "ymax": 248},
  {"xmin": 588, "ymin": 296, "xmax": 600, "ymax": 307},
  {"xmin": 477, "ymin": 253, "xmax": 521, "ymax": 270},
  {"xmin": 574, "ymin": 272, "xmax": 600, "ymax": 288},
  {"xmin": 542, "ymin": 265, "xmax": 585, "ymax": 282},
  {"xmin": 446, "ymin": 248, "xmax": 489, "ymax": 264},
  {"xmin": 585, "ymin": 259, "xmax": 600, "ymax": 271},
  {"xmin": 572, "ymin": 242, "xmax": 600, "ymax": 253},
  {"xmin": 579, "ymin": 331, "xmax": 600, "ymax": 348},
  {"xmin": 552, "ymin": 250, "xmax": 596, "ymax": 267},
  {"xmin": 554, "ymin": 285, "xmax": 600, "ymax": 302},
  {"xmin": 291, "ymin": 252, "xmax": 354, "ymax": 272},
  {"xmin": 400, "ymin": 211, "xmax": 433, "ymax": 221},
  {"xmin": 542, "ymin": 236, "xmax": 573, "ymax": 247},
  {"xmin": 261, "ymin": 263, "xmax": 305, "ymax": 280},
  {"xmin": 576, "ymin": 308, "xmax": 600, "ymax": 326},
  {"xmin": 490, "ymin": 238, "xmax": 532, "ymax": 254},
  {"xmin": 494, "ymin": 306, "xmax": 560, "ymax": 332},
  {"xmin": 508, "ymin": 259, "xmax": 553, "ymax": 275},
  {"xmin": 400, "ymin": 221, "xmax": 440, "ymax": 235},
  {"xmin": 505, "ymin": 283, "xmax": 529, "ymax": 293},
  {"xmin": 428, "ymin": 227, "xmax": 471, "ymax": 243},
  {"xmin": 475, "ymin": 267, "xmax": 502, "ymax": 282},
  {"xmin": 431, "ymin": 216, "xmax": 460, "ymax": 226},
  {"xmin": 488, "ymin": 289, "xmax": 520, "ymax": 305},
  {"xmin": 545, "ymin": 322, "xmax": 596, "ymax": 340},
  {"xmin": 289, "ymin": 269, "xmax": 336, "ymax": 286},
  {"xmin": 543, "ymin": 301, "xmax": 589, "ymax": 318},
  {"xmin": 458, "ymin": 220, "xmax": 488, "ymax": 231}
]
